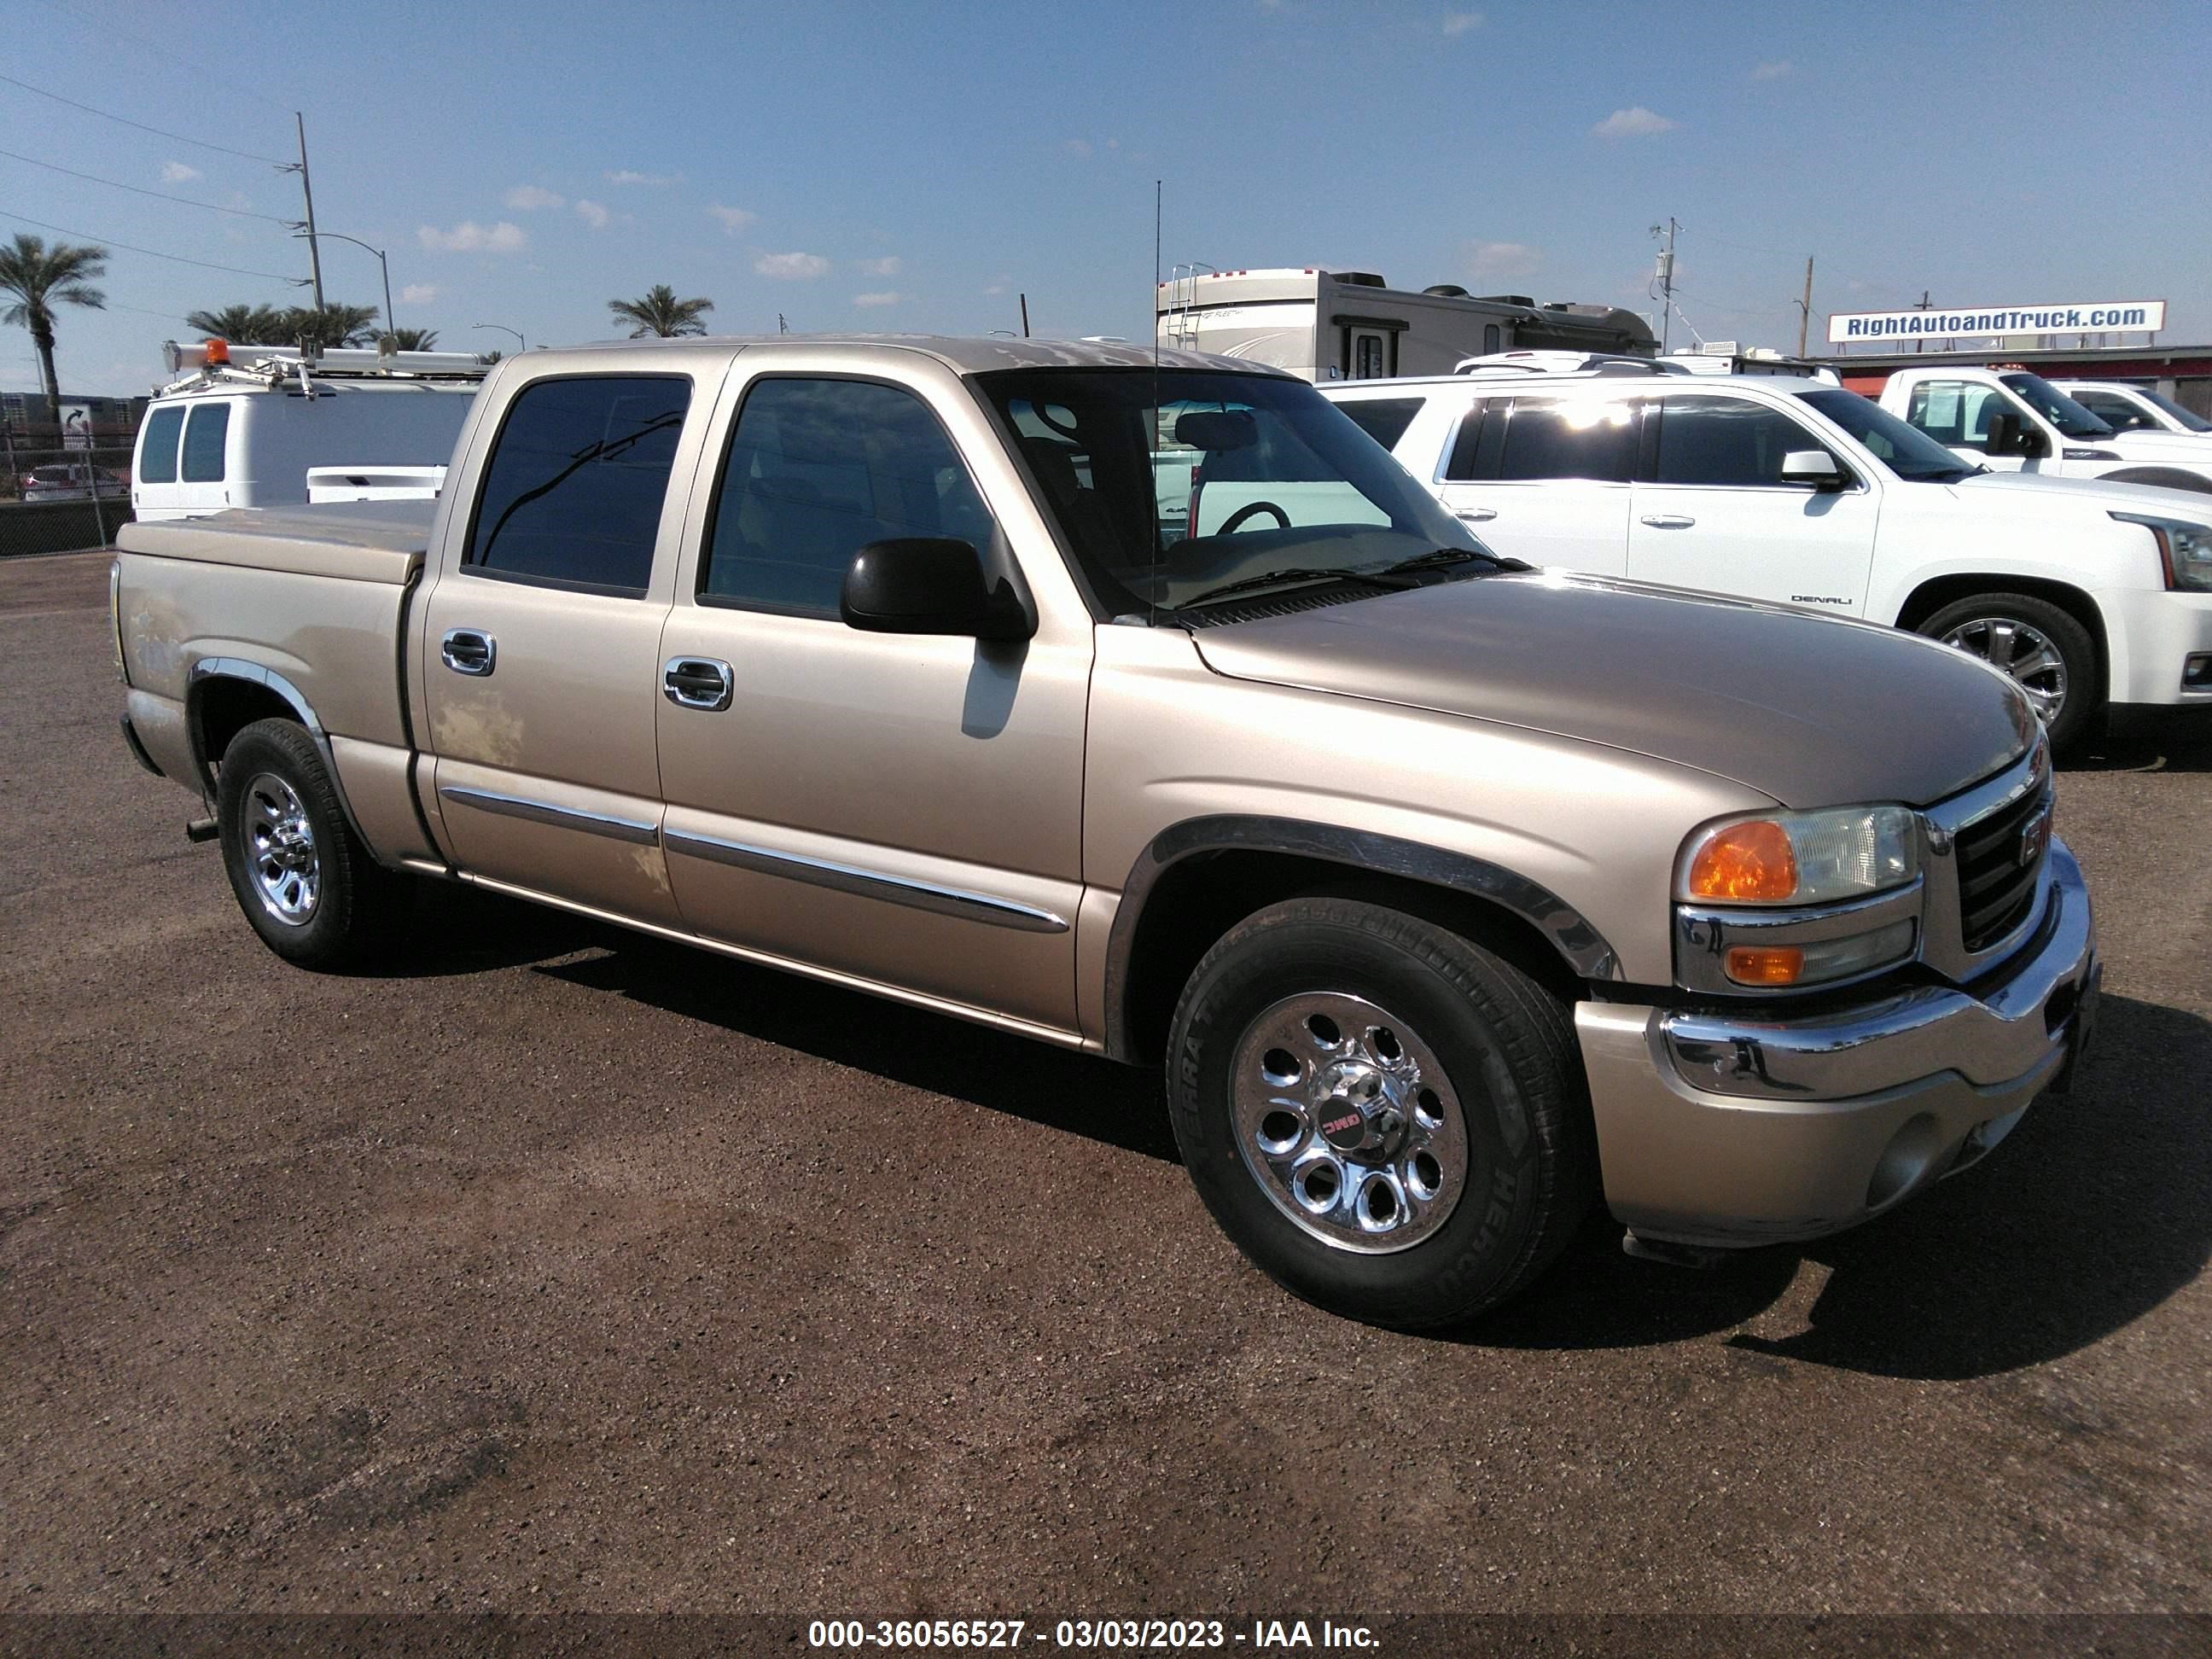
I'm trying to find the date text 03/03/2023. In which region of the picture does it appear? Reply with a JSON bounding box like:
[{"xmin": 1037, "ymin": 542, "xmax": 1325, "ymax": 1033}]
[{"xmin": 806, "ymin": 1618, "xmax": 1380, "ymax": 1650}]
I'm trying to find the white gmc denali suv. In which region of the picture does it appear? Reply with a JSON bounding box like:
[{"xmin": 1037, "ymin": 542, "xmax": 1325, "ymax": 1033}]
[{"xmin": 1322, "ymin": 369, "xmax": 2212, "ymax": 753}]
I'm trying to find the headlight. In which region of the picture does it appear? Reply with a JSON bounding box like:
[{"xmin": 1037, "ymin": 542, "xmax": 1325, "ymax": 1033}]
[
  {"xmin": 2113, "ymin": 511, "xmax": 2212, "ymax": 593},
  {"xmin": 1678, "ymin": 805, "xmax": 1919, "ymax": 906}
]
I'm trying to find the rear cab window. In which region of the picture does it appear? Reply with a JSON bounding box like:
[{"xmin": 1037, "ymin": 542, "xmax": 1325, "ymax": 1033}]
[
  {"xmin": 137, "ymin": 405, "xmax": 186, "ymax": 484},
  {"xmin": 463, "ymin": 375, "xmax": 692, "ymax": 595},
  {"xmin": 180, "ymin": 402, "xmax": 230, "ymax": 482}
]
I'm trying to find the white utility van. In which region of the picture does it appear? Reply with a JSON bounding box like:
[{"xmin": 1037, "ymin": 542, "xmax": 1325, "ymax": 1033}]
[
  {"xmin": 1319, "ymin": 366, "xmax": 2212, "ymax": 752},
  {"xmin": 131, "ymin": 341, "xmax": 486, "ymax": 521}
]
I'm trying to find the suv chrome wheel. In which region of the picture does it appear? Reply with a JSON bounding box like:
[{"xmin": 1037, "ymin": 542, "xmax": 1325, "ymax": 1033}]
[
  {"xmin": 1231, "ymin": 991, "xmax": 1467, "ymax": 1254},
  {"xmin": 242, "ymin": 771, "xmax": 320, "ymax": 923},
  {"xmin": 1940, "ymin": 615, "xmax": 2067, "ymax": 723}
]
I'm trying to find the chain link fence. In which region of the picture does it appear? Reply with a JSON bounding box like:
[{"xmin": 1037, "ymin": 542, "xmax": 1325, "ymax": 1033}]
[{"xmin": 2, "ymin": 399, "xmax": 143, "ymax": 559}]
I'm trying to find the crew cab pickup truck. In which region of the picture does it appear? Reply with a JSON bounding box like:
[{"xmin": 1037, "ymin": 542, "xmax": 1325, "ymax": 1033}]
[
  {"xmin": 2049, "ymin": 380, "xmax": 2212, "ymax": 441},
  {"xmin": 1325, "ymin": 369, "xmax": 2212, "ymax": 753},
  {"xmin": 112, "ymin": 335, "xmax": 2099, "ymax": 1330},
  {"xmin": 1875, "ymin": 364, "xmax": 2212, "ymax": 496}
]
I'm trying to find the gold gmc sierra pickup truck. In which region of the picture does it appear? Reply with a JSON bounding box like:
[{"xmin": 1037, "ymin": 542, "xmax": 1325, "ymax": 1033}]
[{"xmin": 110, "ymin": 335, "xmax": 2099, "ymax": 1329}]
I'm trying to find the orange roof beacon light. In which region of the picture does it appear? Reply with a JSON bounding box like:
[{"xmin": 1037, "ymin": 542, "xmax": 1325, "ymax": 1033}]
[{"xmin": 203, "ymin": 337, "xmax": 230, "ymax": 365}]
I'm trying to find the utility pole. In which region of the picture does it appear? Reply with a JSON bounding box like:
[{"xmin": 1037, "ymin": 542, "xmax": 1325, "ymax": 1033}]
[
  {"xmin": 1795, "ymin": 256, "xmax": 1814, "ymax": 358},
  {"xmin": 291, "ymin": 113, "xmax": 325, "ymax": 311},
  {"xmin": 1650, "ymin": 218, "xmax": 1679, "ymax": 354},
  {"xmin": 1915, "ymin": 289, "xmax": 1931, "ymax": 354}
]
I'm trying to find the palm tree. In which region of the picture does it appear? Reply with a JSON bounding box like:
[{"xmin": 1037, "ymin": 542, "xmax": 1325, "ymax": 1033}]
[
  {"xmin": 384, "ymin": 327, "xmax": 439, "ymax": 350},
  {"xmin": 279, "ymin": 302, "xmax": 382, "ymax": 350},
  {"xmin": 0, "ymin": 233, "xmax": 108, "ymax": 408},
  {"xmin": 608, "ymin": 284, "xmax": 713, "ymax": 338},
  {"xmin": 185, "ymin": 303, "xmax": 289, "ymax": 343}
]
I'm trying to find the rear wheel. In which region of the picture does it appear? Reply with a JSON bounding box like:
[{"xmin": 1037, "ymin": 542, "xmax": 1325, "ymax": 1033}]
[
  {"xmin": 1917, "ymin": 591, "xmax": 2099, "ymax": 756},
  {"xmin": 1167, "ymin": 896, "xmax": 1594, "ymax": 1330},
  {"xmin": 215, "ymin": 718, "xmax": 409, "ymax": 969}
]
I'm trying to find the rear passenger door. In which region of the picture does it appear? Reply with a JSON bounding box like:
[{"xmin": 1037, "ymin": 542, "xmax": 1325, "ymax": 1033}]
[
  {"xmin": 1432, "ymin": 393, "xmax": 1636, "ymax": 574},
  {"xmin": 421, "ymin": 369, "xmax": 711, "ymax": 924},
  {"xmin": 177, "ymin": 399, "xmax": 234, "ymax": 516},
  {"xmin": 1627, "ymin": 393, "xmax": 1879, "ymax": 612}
]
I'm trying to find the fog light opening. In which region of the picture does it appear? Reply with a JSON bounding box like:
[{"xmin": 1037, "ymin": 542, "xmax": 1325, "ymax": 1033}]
[{"xmin": 1866, "ymin": 1113, "xmax": 1946, "ymax": 1211}]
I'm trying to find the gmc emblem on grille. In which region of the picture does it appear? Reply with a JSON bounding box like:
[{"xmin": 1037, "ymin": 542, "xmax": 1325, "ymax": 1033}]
[{"xmin": 2018, "ymin": 805, "xmax": 2052, "ymax": 869}]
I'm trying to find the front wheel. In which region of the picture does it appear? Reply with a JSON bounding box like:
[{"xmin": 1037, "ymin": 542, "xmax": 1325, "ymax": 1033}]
[
  {"xmin": 1916, "ymin": 592, "xmax": 2099, "ymax": 756},
  {"xmin": 216, "ymin": 717, "xmax": 409, "ymax": 969},
  {"xmin": 1167, "ymin": 897, "xmax": 1595, "ymax": 1330}
]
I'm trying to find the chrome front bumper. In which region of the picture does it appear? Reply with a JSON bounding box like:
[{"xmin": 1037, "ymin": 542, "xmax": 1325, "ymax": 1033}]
[{"xmin": 1575, "ymin": 840, "xmax": 2098, "ymax": 1249}]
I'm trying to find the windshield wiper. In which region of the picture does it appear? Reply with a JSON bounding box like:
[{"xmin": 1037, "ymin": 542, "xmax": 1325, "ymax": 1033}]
[
  {"xmin": 1182, "ymin": 565, "xmax": 1416, "ymax": 608},
  {"xmin": 1380, "ymin": 546, "xmax": 1531, "ymax": 577}
]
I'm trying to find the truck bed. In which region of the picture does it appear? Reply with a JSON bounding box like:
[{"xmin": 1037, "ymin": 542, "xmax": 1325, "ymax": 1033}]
[{"xmin": 116, "ymin": 499, "xmax": 434, "ymax": 585}]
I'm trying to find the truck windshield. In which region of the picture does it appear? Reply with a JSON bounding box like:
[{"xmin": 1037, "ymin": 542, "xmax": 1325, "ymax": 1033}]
[
  {"xmin": 975, "ymin": 368, "xmax": 1482, "ymax": 618},
  {"xmin": 2136, "ymin": 387, "xmax": 2212, "ymax": 433},
  {"xmin": 1998, "ymin": 372, "xmax": 2115, "ymax": 439},
  {"xmin": 1796, "ymin": 388, "xmax": 1981, "ymax": 482}
]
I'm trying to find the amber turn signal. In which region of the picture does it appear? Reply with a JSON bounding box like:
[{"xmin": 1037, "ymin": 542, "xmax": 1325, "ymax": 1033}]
[
  {"xmin": 1724, "ymin": 945, "xmax": 1805, "ymax": 986},
  {"xmin": 1685, "ymin": 820, "xmax": 1798, "ymax": 903}
]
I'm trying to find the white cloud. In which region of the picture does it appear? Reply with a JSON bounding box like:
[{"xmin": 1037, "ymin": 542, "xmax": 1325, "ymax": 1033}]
[
  {"xmin": 1441, "ymin": 10, "xmax": 1483, "ymax": 34},
  {"xmin": 605, "ymin": 169, "xmax": 672, "ymax": 186},
  {"xmin": 416, "ymin": 220, "xmax": 529, "ymax": 253},
  {"xmin": 1465, "ymin": 240, "xmax": 1540, "ymax": 278},
  {"xmin": 1592, "ymin": 105, "xmax": 1679, "ymax": 137},
  {"xmin": 1751, "ymin": 60, "xmax": 1793, "ymax": 79},
  {"xmin": 160, "ymin": 160, "xmax": 201, "ymax": 183},
  {"xmin": 755, "ymin": 251, "xmax": 830, "ymax": 279},
  {"xmin": 707, "ymin": 204, "xmax": 758, "ymax": 235},
  {"xmin": 1063, "ymin": 138, "xmax": 1092, "ymax": 157},
  {"xmin": 504, "ymin": 184, "xmax": 565, "ymax": 210},
  {"xmin": 573, "ymin": 199, "xmax": 610, "ymax": 229},
  {"xmin": 984, "ymin": 276, "xmax": 1010, "ymax": 296},
  {"xmin": 400, "ymin": 283, "xmax": 438, "ymax": 304},
  {"xmin": 853, "ymin": 291, "xmax": 901, "ymax": 308},
  {"xmin": 856, "ymin": 256, "xmax": 902, "ymax": 277}
]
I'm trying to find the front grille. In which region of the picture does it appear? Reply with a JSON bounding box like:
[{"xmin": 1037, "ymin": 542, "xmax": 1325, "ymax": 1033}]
[{"xmin": 1953, "ymin": 783, "xmax": 2049, "ymax": 952}]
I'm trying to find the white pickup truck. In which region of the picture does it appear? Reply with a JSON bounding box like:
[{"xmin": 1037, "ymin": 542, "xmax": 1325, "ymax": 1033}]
[
  {"xmin": 1875, "ymin": 365, "xmax": 2212, "ymax": 495},
  {"xmin": 2049, "ymin": 380, "xmax": 2212, "ymax": 441},
  {"xmin": 1322, "ymin": 368, "xmax": 2212, "ymax": 752}
]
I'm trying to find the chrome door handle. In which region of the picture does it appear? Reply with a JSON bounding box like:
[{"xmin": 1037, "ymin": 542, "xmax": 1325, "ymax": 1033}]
[
  {"xmin": 1454, "ymin": 507, "xmax": 1498, "ymax": 522},
  {"xmin": 440, "ymin": 628, "xmax": 496, "ymax": 676},
  {"xmin": 662, "ymin": 656, "xmax": 734, "ymax": 712},
  {"xmin": 1639, "ymin": 514, "xmax": 1697, "ymax": 528}
]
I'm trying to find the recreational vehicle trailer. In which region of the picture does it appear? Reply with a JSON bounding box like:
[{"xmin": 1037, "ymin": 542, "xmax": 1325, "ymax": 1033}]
[{"xmin": 1155, "ymin": 268, "xmax": 1656, "ymax": 383}]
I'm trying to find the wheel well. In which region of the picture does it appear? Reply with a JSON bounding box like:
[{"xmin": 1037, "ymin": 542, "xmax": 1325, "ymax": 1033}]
[
  {"xmin": 190, "ymin": 677, "xmax": 300, "ymax": 783},
  {"xmin": 1115, "ymin": 849, "xmax": 1588, "ymax": 1066},
  {"xmin": 1894, "ymin": 574, "xmax": 2107, "ymax": 683}
]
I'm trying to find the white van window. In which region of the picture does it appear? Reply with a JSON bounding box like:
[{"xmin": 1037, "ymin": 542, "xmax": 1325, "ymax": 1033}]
[
  {"xmin": 181, "ymin": 404, "xmax": 230, "ymax": 482},
  {"xmin": 137, "ymin": 405, "xmax": 185, "ymax": 484}
]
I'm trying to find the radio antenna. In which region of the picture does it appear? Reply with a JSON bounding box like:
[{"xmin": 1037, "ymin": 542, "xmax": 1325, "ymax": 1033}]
[{"xmin": 1150, "ymin": 178, "xmax": 1162, "ymax": 627}]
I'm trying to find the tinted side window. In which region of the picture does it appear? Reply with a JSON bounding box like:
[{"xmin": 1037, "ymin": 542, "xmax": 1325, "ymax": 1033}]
[
  {"xmin": 701, "ymin": 377, "xmax": 995, "ymax": 617},
  {"xmin": 2069, "ymin": 389, "xmax": 2152, "ymax": 431},
  {"xmin": 137, "ymin": 405, "xmax": 185, "ymax": 484},
  {"xmin": 466, "ymin": 375, "xmax": 690, "ymax": 593},
  {"xmin": 180, "ymin": 403, "xmax": 230, "ymax": 482},
  {"xmin": 1498, "ymin": 399, "xmax": 1634, "ymax": 482},
  {"xmin": 1654, "ymin": 396, "xmax": 1827, "ymax": 486},
  {"xmin": 1335, "ymin": 397, "xmax": 1425, "ymax": 452}
]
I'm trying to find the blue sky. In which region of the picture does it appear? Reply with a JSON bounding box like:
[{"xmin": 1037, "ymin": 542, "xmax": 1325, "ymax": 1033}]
[{"xmin": 6, "ymin": 0, "xmax": 2209, "ymax": 396}]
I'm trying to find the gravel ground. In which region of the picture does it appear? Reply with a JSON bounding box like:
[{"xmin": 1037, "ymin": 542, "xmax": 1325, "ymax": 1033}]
[{"xmin": 2, "ymin": 550, "xmax": 2207, "ymax": 1628}]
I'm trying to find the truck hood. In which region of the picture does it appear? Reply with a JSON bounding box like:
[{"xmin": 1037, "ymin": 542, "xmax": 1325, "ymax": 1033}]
[
  {"xmin": 1952, "ymin": 468, "xmax": 2212, "ymax": 521},
  {"xmin": 1190, "ymin": 573, "xmax": 2036, "ymax": 810},
  {"xmin": 2107, "ymin": 428, "xmax": 2212, "ymax": 463}
]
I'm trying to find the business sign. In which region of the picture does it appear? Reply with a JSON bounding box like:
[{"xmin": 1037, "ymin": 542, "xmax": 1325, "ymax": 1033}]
[{"xmin": 1828, "ymin": 300, "xmax": 2166, "ymax": 345}]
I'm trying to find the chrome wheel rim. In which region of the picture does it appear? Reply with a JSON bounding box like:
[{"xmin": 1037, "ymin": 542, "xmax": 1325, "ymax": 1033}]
[
  {"xmin": 242, "ymin": 771, "xmax": 320, "ymax": 925},
  {"xmin": 1940, "ymin": 616, "xmax": 2067, "ymax": 724},
  {"xmin": 1230, "ymin": 992, "xmax": 1469, "ymax": 1254}
]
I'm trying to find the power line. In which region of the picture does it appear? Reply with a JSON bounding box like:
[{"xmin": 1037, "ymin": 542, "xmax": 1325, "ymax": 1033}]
[
  {"xmin": 0, "ymin": 148, "xmax": 297, "ymax": 224},
  {"xmin": 0, "ymin": 208, "xmax": 305, "ymax": 283},
  {"xmin": 0, "ymin": 72, "xmax": 288, "ymax": 166}
]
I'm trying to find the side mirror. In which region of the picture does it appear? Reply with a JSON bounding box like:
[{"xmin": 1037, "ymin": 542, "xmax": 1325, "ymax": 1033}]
[
  {"xmin": 1779, "ymin": 449, "xmax": 1849, "ymax": 492},
  {"xmin": 840, "ymin": 538, "xmax": 1034, "ymax": 642}
]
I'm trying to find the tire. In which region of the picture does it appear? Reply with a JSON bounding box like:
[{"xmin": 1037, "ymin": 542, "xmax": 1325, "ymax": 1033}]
[
  {"xmin": 1914, "ymin": 591, "xmax": 2100, "ymax": 757},
  {"xmin": 1167, "ymin": 896, "xmax": 1595, "ymax": 1330},
  {"xmin": 215, "ymin": 717, "xmax": 408, "ymax": 969}
]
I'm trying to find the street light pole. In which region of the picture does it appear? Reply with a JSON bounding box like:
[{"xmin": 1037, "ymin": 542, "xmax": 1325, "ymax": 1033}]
[
  {"xmin": 300, "ymin": 230, "xmax": 395, "ymax": 335},
  {"xmin": 472, "ymin": 323, "xmax": 526, "ymax": 354}
]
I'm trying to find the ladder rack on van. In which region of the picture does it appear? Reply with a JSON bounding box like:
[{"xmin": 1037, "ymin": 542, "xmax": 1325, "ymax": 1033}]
[{"xmin": 157, "ymin": 339, "xmax": 492, "ymax": 398}]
